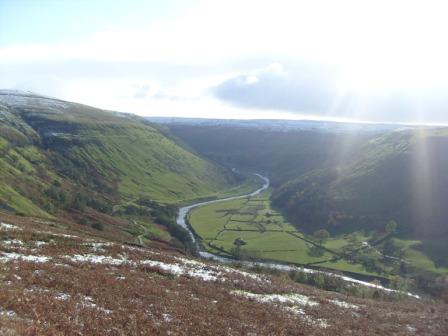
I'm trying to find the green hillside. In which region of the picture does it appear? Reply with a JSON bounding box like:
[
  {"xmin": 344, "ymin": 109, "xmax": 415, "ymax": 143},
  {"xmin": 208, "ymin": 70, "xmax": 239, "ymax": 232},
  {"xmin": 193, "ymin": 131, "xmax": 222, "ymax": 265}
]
[
  {"xmin": 271, "ymin": 128, "xmax": 448, "ymax": 268},
  {"xmin": 0, "ymin": 91, "xmax": 245, "ymax": 247},
  {"xmin": 167, "ymin": 124, "xmax": 372, "ymax": 186}
]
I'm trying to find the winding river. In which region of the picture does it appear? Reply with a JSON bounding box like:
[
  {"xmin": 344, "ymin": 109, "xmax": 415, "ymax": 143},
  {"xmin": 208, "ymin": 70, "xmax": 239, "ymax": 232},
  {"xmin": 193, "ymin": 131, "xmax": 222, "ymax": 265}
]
[
  {"xmin": 175, "ymin": 174, "xmax": 420, "ymax": 298},
  {"xmin": 176, "ymin": 173, "xmax": 269, "ymax": 244}
]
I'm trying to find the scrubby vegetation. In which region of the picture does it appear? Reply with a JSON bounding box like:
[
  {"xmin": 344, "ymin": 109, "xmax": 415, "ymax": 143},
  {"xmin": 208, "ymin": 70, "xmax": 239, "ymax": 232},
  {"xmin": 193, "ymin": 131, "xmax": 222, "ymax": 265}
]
[{"xmin": 1, "ymin": 215, "xmax": 447, "ymax": 335}]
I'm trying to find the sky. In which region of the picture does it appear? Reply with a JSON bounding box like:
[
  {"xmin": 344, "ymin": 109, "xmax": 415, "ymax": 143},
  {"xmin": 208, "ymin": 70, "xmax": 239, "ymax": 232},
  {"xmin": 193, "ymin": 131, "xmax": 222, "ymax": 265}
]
[{"xmin": 1, "ymin": 0, "xmax": 448, "ymax": 124}]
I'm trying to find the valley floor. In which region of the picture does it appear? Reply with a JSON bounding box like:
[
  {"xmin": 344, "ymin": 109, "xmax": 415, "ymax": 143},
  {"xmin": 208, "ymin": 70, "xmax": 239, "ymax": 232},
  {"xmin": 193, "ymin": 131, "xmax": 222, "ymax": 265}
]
[{"xmin": 188, "ymin": 189, "xmax": 448, "ymax": 279}]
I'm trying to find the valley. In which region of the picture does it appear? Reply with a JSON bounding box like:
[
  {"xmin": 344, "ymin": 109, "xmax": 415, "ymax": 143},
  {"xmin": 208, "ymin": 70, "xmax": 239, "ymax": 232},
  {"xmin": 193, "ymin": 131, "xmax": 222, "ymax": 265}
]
[
  {"xmin": 188, "ymin": 188, "xmax": 374, "ymax": 276},
  {"xmin": 4, "ymin": 1, "xmax": 448, "ymax": 334},
  {"xmin": 1, "ymin": 91, "xmax": 447, "ymax": 334},
  {"xmin": 188, "ymin": 187, "xmax": 447, "ymax": 279},
  {"xmin": 159, "ymin": 118, "xmax": 448, "ymax": 293}
]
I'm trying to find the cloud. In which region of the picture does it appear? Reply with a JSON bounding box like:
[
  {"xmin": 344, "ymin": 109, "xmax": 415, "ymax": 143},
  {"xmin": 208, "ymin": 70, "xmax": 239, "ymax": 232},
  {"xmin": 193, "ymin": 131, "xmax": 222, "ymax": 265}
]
[
  {"xmin": 3, "ymin": 1, "xmax": 448, "ymax": 124},
  {"xmin": 134, "ymin": 85, "xmax": 151, "ymax": 99},
  {"xmin": 212, "ymin": 63, "xmax": 448, "ymax": 124},
  {"xmin": 213, "ymin": 63, "xmax": 340, "ymax": 113}
]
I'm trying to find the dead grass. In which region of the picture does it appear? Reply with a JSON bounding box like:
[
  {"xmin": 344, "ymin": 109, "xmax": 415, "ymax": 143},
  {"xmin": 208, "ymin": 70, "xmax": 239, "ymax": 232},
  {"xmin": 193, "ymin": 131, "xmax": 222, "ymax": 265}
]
[{"xmin": 1, "ymin": 214, "xmax": 447, "ymax": 335}]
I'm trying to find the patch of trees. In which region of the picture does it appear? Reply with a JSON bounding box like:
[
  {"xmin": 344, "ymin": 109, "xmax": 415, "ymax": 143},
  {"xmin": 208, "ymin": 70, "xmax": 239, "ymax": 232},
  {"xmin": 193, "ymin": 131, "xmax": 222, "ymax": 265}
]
[
  {"xmin": 77, "ymin": 216, "xmax": 105, "ymax": 231},
  {"xmin": 137, "ymin": 197, "xmax": 177, "ymax": 218},
  {"xmin": 115, "ymin": 203, "xmax": 151, "ymax": 216},
  {"xmin": 148, "ymin": 202, "xmax": 195, "ymax": 253},
  {"xmin": 0, "ymin": 126, "xmax": 30, "ymax": 147},
  {"xmin": 44, "ymin": 182, "xmax": 112, "ymax": 215},
  {"xmin": 414, "ymin": 272, "xmax": 448, "ymax": 303},
  {"xmin": 287, "ymin": 268, "xmax": 412, "ymax": 301}
]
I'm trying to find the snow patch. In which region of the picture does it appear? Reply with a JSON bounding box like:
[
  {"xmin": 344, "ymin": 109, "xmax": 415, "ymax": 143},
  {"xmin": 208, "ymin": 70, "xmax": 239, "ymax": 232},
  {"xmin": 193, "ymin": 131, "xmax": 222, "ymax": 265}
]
[
  {"xmin": 65, "ymin": 254, "xmax": 127, "ymax": 266},
  {"xmin": 142, "ymin": 259, "xmax": 220, "ymax": 281},
  {"xmin": 0, "ymin": 252, "xmax": 51, "ymax": 263},
  {"xmin": 329, "ymin": 299, "xmax": 360, "ymax": 310},
  {"xmin": 83, "ymin": 242, "xmax": 113, "ymax": 252},
  {"xmin": 175, "ymin": 257, "xmax": 269, "ymax": 283},
  {"xmin": 55, "ymin": 292, "xmax": 71, "ymax": 301},
  {"xmin": 283, "ymin": 306, "xmax": 329, "ymax": 328},
  {"xmin": 231, "ymin": 290, "xmax": 318, "ymax": 307},
  {"xmin": 1, "ymin": 239, "xmax": 24, "ymax": 246},
  {"xmin": 0, "ymin": 222, "xmax": 20, "ymax": 231},
  {"xmin": 162, "ymin": 313, "xmax": 172, "ymax": 323},
  {"xmin": 0, "ymin": 308, "xmax": 17, "ymax": 318},
  {"xmin": 35, "ymin": 241, "xmax": 48, "ymax": 247},
  {"xmin": 80, "ymin": 296, "xmax": 113, "ymax": 314},
  {"xmin": 24, "ymin": 286, "xmax": 50, "ymax": 295},
  {"xmin": 232, "ymin": 290, "xmax": 327, "ymax": 328}
]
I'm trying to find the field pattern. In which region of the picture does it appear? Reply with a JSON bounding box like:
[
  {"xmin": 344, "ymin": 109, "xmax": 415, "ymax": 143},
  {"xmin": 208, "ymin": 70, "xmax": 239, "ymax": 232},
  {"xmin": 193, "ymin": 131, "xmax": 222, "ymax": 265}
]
[
  {"xmin": 189, "ymin": 190, "xmax": 345, "ymax": 267},
  {"xmin": 188, "ymin": 190, "xmax": 447, "ymax": 277}
]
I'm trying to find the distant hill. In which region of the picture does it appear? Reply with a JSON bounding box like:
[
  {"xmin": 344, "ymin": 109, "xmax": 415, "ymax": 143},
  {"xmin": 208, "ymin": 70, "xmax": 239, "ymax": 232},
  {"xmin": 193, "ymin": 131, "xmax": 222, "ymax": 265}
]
[
  {"xmin": 147, "ymin": 116, "xmax": 407, "ymax": 133},
  {"xmin": 157, "ymin": 121, "xmax": 377, "ymax": 186}
]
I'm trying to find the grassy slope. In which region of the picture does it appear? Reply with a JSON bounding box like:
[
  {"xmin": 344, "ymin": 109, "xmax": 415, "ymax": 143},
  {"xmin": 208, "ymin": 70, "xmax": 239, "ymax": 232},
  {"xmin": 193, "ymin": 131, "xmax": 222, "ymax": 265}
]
[
  {"xmin": 272, "ymin": 129, "xmax": 448, "ymax": 272},
  {"xmin": 14, "ymin": 96, "xmax": 236, "ymax": 203},
  {"xmin": 167, "ymin": 124, "xmax": 372, "ymax": 187},
  {"xmin": 0, "ymin": 107, "xmax": 53, "ymax": 217},
  {"xmin": 0, "ymin": 92, "xmax": 244, "ymax": 248},
  {"xmin": 54, "ymin": 124, "xmax": 235, "ymax": 203}
]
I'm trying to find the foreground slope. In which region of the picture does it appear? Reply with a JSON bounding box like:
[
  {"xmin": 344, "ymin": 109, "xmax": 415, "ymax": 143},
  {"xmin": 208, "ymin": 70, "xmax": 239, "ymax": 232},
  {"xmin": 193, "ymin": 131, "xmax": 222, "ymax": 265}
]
[{"xmin": 1, "ymin": 215, "xmax": 447, "ymax": 335}]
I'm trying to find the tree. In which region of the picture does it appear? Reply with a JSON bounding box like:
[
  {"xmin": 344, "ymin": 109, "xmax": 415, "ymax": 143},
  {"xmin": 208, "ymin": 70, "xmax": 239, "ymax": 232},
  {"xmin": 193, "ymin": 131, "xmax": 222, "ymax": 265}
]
[
  {"xmin": 308, "ymin": 245, "xmax": 325, "ymax": 257},
  {"xmin": 385, "ymin": 220, "xmax": 397, "ymax": 235},
  {"xmin": 234, "ymin": 238, "xmax": 247, "ymax": 248},
  {"xmin": 72, "ymin": 192, "xmax": 87, "ymax": 212},
  {"xmin": 232, "ymin": 238, "xmax": 247, "ymax": 259},
  {"xmin": 312, "ymin": 229, "xmax": 330, "ymax": 245},
  {"xmin": 383, "ymin": 238, "xmax": 401, "ymax": 257}
]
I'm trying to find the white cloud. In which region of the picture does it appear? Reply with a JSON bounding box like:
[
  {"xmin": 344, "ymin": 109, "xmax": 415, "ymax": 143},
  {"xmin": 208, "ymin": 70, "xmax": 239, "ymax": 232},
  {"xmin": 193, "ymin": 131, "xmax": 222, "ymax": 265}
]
[{"xmin": 2, "ymin": 0, "xmax": 448, "ymax": 123}]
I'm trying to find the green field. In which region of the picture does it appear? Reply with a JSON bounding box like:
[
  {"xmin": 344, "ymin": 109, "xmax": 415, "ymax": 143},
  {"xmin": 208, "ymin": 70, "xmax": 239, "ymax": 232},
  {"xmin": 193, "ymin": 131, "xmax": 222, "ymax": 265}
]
[
  {"xmin": 393, "ymin": 239, "xmax": 448, "ymax": 274},
  {"xmin": 189, "ymin": 190, "xmax": 448, "ymax": 277},
  {"xmin": 189, "ymin": 190, "xmax": 373, "ymax": 275}
]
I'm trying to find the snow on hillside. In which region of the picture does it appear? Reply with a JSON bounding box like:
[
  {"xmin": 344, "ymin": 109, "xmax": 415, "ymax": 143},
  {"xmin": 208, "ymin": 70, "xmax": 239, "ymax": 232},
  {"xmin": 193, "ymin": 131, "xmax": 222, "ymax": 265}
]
[
  {"xmin": 0, "ymin": 218, "xmax": 446, "ymax": 335},
  {"xmin": 0, "ymin": 90, "xmax": 69, "ymax": 110}
]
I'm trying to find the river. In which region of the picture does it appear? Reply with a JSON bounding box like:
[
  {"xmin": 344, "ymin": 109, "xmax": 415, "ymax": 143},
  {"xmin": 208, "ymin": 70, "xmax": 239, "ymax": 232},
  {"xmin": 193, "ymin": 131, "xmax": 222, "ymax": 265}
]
[{"xmin": 176, "ymin": 173, "xmax": 269, "ymax": 244}]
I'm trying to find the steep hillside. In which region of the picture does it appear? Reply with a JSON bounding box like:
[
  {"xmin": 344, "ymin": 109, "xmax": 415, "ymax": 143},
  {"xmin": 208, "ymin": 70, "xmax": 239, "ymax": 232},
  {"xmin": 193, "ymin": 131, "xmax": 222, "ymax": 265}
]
[
  {"xmin": 0, "ymin": 91, "xmax": 244, "ymax": 248},
  {"xmin": 1, "ymin": 215, "xmax": 447, "ymax": 335},
  {"xmin": 272, "ymin": 128, "xmax": 448, "ymax": 265},
  {"xmin": 165, "ymin": 123, "xmax": 373, "ymax": 186}
]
